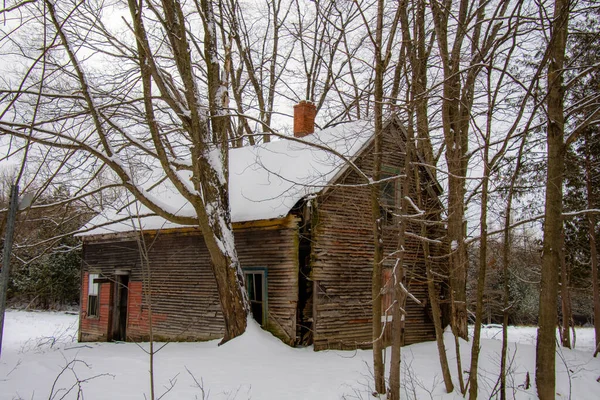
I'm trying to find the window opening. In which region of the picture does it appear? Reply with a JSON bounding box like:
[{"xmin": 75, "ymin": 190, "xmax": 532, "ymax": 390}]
[
  {"xmin": 380, "ymin": 167, "xmax": 400, "ymax": 223},
  {"xmin": 244, "ymin": 269, "xmax": 267, "ymax": 326},
  {"xmin": 87, "ymin": 273, "xmax": 100, "ymax": 318},
  {"xmin": 380, "ymin": 173, "xmax": 396, "ymax": 208}
]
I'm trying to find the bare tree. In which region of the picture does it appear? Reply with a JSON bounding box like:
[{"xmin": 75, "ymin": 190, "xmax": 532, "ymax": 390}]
[
  {"xmin": 464, "ymin": 3, "xmax": 549, "ymax": 394},
  {"xmin": 395, "ymin": 0, "xmax": 453, "ymax": 393},
  {"xmin": 536, "ymin": 0, "xmax": 570, "ymax": 397},
  {"xmin": 289, "ymin": 0, "xmax": 368, "ymax": 124},
  {"xmin": 370, "ymin": 0, "xmax": 389, "ymax": 392},
  {"xmin": 429, "ymin": 0, "xmax": 515, "ymax": 344},
  {"xmin": 220, "ymin": 0, "xmax": 293, "ymax": 144},
  {"xmin": 0, "ymin": 0, "xmax": 249, "ymax": 342},
  {"xmin": 358, "ymin": 0, "xmax": 402, "ymax": 394},
  {"xmin": 536, "ymin": 0, "xmax": 600, "ymax": 393}
]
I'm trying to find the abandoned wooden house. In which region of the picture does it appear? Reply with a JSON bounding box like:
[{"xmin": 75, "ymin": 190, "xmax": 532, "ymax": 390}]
[{"xmin": 77, "ymin": 101, "xmax": 448, "ymax": 350}]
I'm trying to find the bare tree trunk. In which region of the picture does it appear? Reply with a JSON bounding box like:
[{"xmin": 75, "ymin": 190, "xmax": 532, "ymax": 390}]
[
  {"xmin": 425, "ymin": 237, "xmax": 454, "ymax": 393},
  {"xmin": 388, "ymin": 73, "xmax": 415, "ymax": 400},
  {"xmin": 500, "ymin": 129, "xmax": 528, "ymax": 400},
  {"xmin": 450, "ymin": 293, "xmax": 466, "ymax": 394},
  {"xmin": 560, "ymin": 230, "xmax": 572, "ymax": 348},
  {"xmin": 399, "ymin": 0, "xmax": 452, "ymax": 392},
  {"xmin": 467, "ymin": 111, "xmax": 491, "ymax": 399},
  {"xmin": 536, "ymin": 0, "xmax": 569, "ymax": 397},
  {"xmin": 135, "ymin": 230, "xmax": 155, "ymax": 400},
  {"xmin": 468, "ymin": 127, "xmax": 493, "ymax": 398},
  {"xmin": 429, "ymin": 0, "xmax": 479, "ymax": 342},
  {"xmin": 388, "ymin": 257, "xmax": 406, "ymax": 400},
  {"xmin": 500, "ymin": 210, "xmax": 512, "ymax": 400},
  {"xmin": 371, "ymin": 0, "xmax": 386, "ymax": 392},
  {"xmin": 125, "ymin": 0, "xmax": 249, "ymax": 343},
  {"xmin": 430, "ymin": 0, "xmax": 508, "ymax": 346},
  {"xmin": 198, "ymin": 0, "xmax": 248, "ymax": 342},
  {"xmin": 0, "ymin": 184, "xmax": 18, "ymax": 360},
  {"xmin": 370, "ymin": 162, "xmax": 385, "ymax": 395}
]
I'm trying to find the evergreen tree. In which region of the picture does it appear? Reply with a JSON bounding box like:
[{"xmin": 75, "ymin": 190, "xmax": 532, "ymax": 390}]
[
  {"xmin": 3, "ymin": 186, "xmax": 90, "ymax": 309},
  {"xmin": 563, "ymin": 6, "xmax": 600, "ymax": 332}
]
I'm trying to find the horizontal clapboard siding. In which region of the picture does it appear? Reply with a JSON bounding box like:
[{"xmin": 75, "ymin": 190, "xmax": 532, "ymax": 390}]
[
  {"xmin": 311, "ymin": 122, "xmax": 445, "ymax": 350},
  {"xmin": 80, "ymin": 216, "xmax": 299, "ymax": 344}
]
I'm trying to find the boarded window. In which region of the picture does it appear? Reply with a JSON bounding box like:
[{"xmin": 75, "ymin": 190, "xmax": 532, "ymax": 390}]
[
  {"xmin": 87, "ymin": 273, "xmax": 99, "ymax": 318},
  {"xmin": 244, "ymin": 269, "xmax": 267, "ymax": 326}
]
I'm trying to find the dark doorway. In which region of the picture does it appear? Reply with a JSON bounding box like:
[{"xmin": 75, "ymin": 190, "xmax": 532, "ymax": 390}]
[
  {"xmin": 111, "ymin": 274, "xmax": 129, "ymax": 341},
  {"xmin": 296, "ymin": 232, "xmax": 313, "ymax": 346}
]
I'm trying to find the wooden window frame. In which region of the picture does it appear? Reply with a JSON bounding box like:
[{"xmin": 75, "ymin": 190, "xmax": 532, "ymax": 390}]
[
  {"xmin": 87, "ymin": 273, "xmax": 100, "ymax": 318},
  {"xmin": 243, "ymin": 267, "xmax": 268, "ymax": 327}
]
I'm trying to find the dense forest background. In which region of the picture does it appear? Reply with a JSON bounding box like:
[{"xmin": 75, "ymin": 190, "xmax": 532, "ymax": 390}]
[{"xmin": 0, "ymin": 174, "xmax": 90, "ymax": 309}]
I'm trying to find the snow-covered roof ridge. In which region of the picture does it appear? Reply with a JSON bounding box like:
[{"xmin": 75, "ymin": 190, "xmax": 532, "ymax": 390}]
[{"xmin": 79, "ymin": 120, "xmax": 374, "ymax": 236}]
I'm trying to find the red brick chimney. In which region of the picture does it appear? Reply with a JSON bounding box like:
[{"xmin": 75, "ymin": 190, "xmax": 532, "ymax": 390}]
[{"xmin": 293, "ymin": 100, "xmax": 316, "ymax": 138}]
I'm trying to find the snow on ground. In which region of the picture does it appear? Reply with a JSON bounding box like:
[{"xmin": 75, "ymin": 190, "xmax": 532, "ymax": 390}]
[{"xmin": 1, "ymin": 310, "xmax": 599, "ymax": 399}]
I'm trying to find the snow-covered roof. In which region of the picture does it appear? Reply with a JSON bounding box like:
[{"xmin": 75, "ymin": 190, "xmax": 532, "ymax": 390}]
[{"xmin": 80, "ymin": 120, "xmax": 374, "ymax": 236}]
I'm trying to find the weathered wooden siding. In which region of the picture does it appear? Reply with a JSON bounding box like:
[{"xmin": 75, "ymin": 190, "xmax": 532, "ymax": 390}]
[
  {"xmin": 311, "ymin": 122, "xmax": 444, "ymax": 350},
  {"xmin": 80, "ymin": 216, "xmax": 299, "ymax": 344},
  {"xmin": 236, "ymin": 218, "xmax": 300, "ymax": 342}
]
